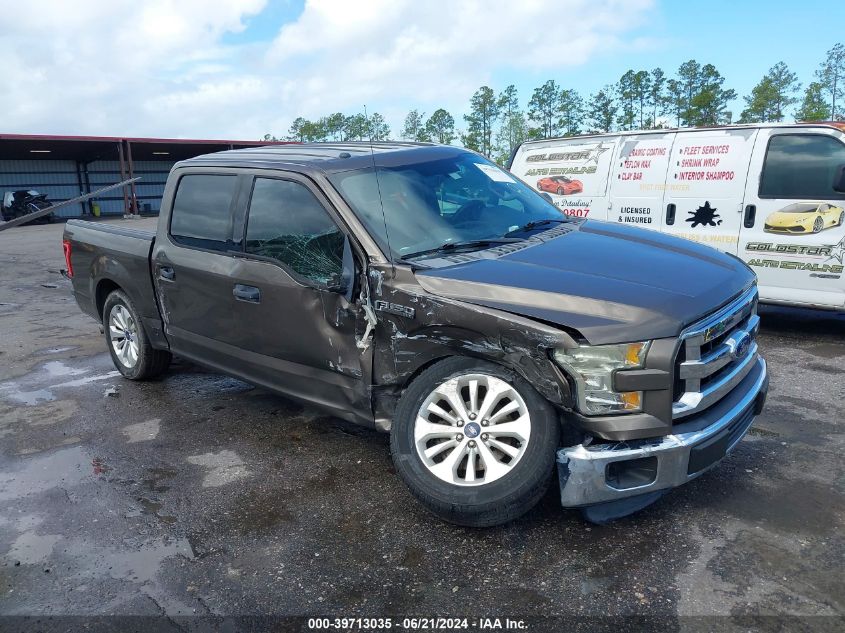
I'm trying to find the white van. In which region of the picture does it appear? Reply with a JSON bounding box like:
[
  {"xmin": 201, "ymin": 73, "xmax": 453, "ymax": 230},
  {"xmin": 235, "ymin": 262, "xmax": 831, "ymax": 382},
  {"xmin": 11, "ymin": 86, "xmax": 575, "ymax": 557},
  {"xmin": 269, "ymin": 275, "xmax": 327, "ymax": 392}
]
[{"xmin": 509, "ymin": 122, "xmax": 845, "ymax": 310}]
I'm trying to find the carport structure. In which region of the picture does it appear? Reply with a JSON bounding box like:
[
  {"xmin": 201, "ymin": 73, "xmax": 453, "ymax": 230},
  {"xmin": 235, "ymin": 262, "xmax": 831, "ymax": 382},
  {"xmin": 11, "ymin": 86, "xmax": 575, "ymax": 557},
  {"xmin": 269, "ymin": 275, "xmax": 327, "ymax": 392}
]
[{"xmin": 0, "ymin": 134, "xmax": 292, "ymax": 218}]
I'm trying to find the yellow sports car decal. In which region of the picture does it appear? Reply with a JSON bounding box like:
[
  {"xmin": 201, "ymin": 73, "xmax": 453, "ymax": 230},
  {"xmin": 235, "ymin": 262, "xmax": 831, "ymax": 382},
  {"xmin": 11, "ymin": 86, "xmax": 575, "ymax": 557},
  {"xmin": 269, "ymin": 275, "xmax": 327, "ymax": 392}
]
[{"xmin": 764, "ymin": 202, "xmax": 844, "ymax": 235}]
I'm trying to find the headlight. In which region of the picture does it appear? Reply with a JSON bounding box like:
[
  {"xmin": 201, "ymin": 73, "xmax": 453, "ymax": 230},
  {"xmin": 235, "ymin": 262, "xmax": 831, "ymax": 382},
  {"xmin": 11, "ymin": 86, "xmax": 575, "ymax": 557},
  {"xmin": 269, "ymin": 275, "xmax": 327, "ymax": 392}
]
[{"xmin": 553, "ymin": 341, "xmax": 651, "ymax": 415}]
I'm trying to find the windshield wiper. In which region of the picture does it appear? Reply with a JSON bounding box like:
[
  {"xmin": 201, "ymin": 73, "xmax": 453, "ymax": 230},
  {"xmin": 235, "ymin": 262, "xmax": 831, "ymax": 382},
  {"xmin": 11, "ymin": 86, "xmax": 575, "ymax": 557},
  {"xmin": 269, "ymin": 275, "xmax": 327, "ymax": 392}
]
[
  {"xmin": 504, "ymin": 218, "xmax": 569, "ymax": 237},
  {"xmin": 401, "ymin": 238, "xmax": 522, "ymax": 261}
]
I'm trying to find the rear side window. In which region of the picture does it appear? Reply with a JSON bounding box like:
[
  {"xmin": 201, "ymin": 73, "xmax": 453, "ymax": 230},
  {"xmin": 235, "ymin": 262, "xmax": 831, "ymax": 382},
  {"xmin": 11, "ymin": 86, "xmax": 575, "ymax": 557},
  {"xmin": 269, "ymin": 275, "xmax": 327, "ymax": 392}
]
[
  {"xmin": 170, "ymin": 174, "xmax": 237, "ymax": 250},
  {"xmin": 245, "ymin": 178, "xmax": 343, "ymax": 286},
  {"xmin": 760, "ymin": 134, "xmax": 845, "ymax": 199}
]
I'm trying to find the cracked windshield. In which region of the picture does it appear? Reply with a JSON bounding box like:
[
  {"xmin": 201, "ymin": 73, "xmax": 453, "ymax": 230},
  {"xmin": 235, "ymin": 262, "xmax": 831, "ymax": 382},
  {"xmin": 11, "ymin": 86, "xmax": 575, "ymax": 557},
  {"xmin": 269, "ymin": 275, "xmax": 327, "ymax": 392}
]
[{"xmin": 329, "ymin": 152, "xmax": 569, "ymax": 260}]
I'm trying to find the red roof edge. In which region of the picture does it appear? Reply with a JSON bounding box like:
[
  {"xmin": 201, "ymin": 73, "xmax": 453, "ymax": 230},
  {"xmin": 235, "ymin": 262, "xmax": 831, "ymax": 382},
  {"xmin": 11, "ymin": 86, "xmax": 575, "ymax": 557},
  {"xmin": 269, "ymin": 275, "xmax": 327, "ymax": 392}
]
[{"xmin": 0, "ymin": 133, "xmax": 297, "ymax": 146}]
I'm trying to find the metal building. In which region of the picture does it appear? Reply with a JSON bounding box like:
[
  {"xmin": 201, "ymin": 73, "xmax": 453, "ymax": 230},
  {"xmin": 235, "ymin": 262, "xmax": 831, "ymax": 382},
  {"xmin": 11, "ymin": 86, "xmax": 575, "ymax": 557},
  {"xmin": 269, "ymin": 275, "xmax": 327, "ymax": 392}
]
[{"xmin": 0, "ymin": 134, "xmax": 291, "ymax": 218}]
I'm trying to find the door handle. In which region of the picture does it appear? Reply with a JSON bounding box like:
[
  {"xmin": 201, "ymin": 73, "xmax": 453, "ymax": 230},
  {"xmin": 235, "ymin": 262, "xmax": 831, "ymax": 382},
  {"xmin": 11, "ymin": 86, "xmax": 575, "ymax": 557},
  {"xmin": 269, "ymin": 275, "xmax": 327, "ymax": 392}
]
[
  {"xmin": 159, "ymin": 266, "xmax": 175, "ymax": 281},
  {"xmin": 233, "ymin": 284, "xmax": 260, "ymax": 303},
  {"xmin": 666, "ymin": 203, "xmax": 676, "ymax": 226},
  {"xmin": 743, "ymin": 204, "xmax": 757, "ymax": 228}
]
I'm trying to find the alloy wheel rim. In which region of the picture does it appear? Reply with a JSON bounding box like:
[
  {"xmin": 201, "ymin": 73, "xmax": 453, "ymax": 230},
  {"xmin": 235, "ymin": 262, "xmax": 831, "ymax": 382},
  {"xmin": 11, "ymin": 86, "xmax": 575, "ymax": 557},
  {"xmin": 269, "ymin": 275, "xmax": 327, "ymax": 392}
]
[
  {"xmin": 414, "ymin": 373, "xmax": 531, "ymax": 486},
  {"xmin": 109, "ymin": 304, "xmax": 139, "ymax": 368}
]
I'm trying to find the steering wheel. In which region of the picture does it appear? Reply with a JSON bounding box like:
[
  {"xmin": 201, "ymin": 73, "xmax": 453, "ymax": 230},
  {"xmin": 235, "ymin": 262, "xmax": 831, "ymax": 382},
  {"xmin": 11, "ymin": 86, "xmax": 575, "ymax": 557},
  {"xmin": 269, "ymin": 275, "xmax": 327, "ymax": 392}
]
[{"xmin": 450, "ymin": 199, "xmax": 486, "ymax": 224}]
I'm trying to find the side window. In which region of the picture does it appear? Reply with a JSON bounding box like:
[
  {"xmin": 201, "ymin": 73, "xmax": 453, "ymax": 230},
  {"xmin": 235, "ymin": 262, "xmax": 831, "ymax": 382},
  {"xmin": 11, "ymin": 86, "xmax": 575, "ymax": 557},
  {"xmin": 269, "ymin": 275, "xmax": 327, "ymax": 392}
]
[
  {"xmin": 760, "ymin": 134, "xmax": 845, "ymax": 199},
  {"xmin": 245, "ymin": 178, "xmax": 344, "ymax": 285},
  {"xmin": 170, "ymin": 174, "xmax": 237, "ymax": 251}
]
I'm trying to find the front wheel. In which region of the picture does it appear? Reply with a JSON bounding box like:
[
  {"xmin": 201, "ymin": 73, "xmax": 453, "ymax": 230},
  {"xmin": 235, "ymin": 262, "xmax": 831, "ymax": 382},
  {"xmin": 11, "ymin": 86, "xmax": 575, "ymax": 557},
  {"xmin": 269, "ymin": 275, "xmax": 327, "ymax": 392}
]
[
  {"xmin": 813, "ymin": 216, "xmax": 824, "ymax": 233},
  {"xmin": 103, "ymin": 290, "xmax": 171, "ymax": 380},
  {"xmin": 390, "ymin": 358, "xmax": 560, "ymax": 527}
]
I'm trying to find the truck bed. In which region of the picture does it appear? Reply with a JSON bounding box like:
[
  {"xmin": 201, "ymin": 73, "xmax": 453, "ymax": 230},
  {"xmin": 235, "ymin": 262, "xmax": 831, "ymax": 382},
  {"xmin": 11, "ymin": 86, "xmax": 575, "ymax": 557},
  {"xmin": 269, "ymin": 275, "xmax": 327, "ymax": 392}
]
[{"xmin": 63, "ymin": 219, "xmax": 161, "ymax": 336}]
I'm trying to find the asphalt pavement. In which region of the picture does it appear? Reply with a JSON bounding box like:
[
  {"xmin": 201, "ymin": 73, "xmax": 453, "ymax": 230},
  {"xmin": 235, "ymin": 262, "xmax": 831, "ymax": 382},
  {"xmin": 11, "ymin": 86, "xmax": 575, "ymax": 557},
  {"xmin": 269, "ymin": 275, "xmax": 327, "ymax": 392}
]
[{"xmin": 0, "ymin": 219, "xmax": 842, "ymax": 631}]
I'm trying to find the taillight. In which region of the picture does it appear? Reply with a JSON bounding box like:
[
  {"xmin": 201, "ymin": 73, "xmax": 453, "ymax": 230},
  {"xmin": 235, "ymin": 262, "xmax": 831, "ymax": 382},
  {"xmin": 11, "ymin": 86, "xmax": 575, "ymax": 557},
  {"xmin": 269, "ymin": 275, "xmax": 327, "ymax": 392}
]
[{"xmin": 62, "ymin": 239, "xmax": 73, "ymax": 278}]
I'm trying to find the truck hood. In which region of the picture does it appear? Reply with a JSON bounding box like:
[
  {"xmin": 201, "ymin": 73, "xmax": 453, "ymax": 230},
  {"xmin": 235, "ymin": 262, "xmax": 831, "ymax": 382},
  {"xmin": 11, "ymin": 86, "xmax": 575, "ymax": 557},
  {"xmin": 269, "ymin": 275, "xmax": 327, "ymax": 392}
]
[{"xmin": 414, "ymin": 220, "xmax": 756, "ymax": 345}]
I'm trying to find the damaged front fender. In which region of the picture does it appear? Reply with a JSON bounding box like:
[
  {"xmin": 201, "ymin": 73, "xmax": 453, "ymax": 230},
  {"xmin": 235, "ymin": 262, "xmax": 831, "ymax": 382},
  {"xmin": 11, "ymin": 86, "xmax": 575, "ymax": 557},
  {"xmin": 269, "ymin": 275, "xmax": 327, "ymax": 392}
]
[{"xmin": 367, "ymin": 266, "xmax": 577, "ymax": 431}]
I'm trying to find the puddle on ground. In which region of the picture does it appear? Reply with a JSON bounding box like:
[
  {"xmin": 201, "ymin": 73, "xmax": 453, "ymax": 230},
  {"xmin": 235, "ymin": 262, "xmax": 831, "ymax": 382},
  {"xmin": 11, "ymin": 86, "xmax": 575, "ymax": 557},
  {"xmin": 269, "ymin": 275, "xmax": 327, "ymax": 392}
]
[
  {"xmin": 43, "ymin": 361, "xmax": 87, "ymax": 378},
  {"xmin": 3, "ymin": 388, "xmax": 55, "ymax": 405},
  {"xmin": 143, "ymin": 467, "xmax": 177, "ymax": 494},
  {"xmin": 0, "ymin": 445, "xmax": 94, "ymax": 501},
  {"xmin": 0, "ymin": 359, "xmax": 120, "ymax": 406},
  {"xmin": 137, "ymin": 498, "xmax": 177, "ymax": 524},
  {"xmin": 17, "ymin": 435, "xmax": 82, "ymax": 455},
  {"xmin": 186, "ymin": 450, "xmax": 250, "ymax": 487},
  {"xmin": 65, "ymin": 537, "xmax": 194, "ymax": 584},
  {"xmin": 122, "ymin": 419, "xmax": 160, "ymax": 443},
  {"xmin": 4, "ymin": 531, "xmax": 62, "ymax": 564},
  {"xmin": 37, "ymin": 346, "xmax": 77, "ymax": 355}
]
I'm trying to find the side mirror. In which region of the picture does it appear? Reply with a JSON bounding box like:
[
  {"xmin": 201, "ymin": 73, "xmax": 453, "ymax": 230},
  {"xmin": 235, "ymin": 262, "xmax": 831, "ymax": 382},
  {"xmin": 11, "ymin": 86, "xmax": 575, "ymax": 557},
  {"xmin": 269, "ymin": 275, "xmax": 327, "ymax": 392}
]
[
  {"xmin": 327, "ymin": 234, "xmax": 356, "ymax": 301},
  {"xmin": 833, "ymin": 164, "xmax": 845, "ymax": 193}
]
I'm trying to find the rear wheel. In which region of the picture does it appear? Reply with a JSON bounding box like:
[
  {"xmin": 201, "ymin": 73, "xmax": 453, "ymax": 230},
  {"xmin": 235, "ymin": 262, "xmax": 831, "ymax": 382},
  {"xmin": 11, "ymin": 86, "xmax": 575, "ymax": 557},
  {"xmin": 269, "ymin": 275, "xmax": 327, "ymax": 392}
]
[
  {"xmin": 813, "ymin": 216, "xmax": 824, "ymax": 233},
  {"xmin": 390, "ymin": 357, "xmax": 559, "ymax": 527},
  {"xmin": 103, "ymin": 290, "xmax": 171, "ymax": 380},
  {"xmin": 556, "ymin": 187, "xmax": 564, "ymax": 195},
  {"xmin": 839, "ymin": 211, "xmax": 844, "ymax": 226}
]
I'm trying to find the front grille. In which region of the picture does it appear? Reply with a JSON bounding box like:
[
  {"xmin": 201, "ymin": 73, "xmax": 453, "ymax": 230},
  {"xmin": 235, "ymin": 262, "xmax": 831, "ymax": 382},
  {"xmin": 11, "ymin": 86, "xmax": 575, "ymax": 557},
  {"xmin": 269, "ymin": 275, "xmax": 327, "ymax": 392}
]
[
  {"xmin": 673, "ymin": 287, "xmax": 760, "ymax": 420},
  {"xmin": 764, "ymin": 224, "xmax": 806, "ymax": 233}
]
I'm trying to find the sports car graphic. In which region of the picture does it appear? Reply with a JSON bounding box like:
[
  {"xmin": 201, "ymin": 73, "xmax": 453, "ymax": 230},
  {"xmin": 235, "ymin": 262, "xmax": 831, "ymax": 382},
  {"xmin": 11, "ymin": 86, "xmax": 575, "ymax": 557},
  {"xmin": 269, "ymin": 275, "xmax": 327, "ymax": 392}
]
[
  {"xmin": 764, "ymin": 202, "xmax": 845, "ymax": 234},
  {"xmin": 536, "ymin": 175, "xmax": 583, "ymax": 196}
]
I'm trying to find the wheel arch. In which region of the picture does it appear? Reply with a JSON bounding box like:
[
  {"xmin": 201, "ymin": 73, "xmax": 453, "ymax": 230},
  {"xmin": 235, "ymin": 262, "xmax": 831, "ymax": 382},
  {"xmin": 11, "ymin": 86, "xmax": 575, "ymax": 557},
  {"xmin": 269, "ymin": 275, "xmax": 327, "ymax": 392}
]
[
  {"xmin": 371, "ymin": 323, "xmax": 573, "ymax": 431},
  {"xmin": 95, "ymin": 278, "xmax": 122, "ymax": 322}
]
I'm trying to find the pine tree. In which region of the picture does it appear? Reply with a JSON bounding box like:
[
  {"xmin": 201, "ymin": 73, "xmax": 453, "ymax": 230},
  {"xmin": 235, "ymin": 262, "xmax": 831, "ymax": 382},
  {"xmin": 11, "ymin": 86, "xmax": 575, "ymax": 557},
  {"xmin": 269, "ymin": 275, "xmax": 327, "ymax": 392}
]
[
  {"xmin": 402, "ymin": 110, "xmax": 429, "ymax": 141},
  {"xmin": 587, "ymin": 86, "xmax": 617, "ymax": 133},
  {"xmin": 617, "ymin": 70, "xmax": 637, "ymax": 130},
  {"xmin": 494, "ymin": 85, "xmax": 527, "ymax": 162},
  {"xmin": 368, "ymin": 113, "xmax": 391, "ymax": 141},
  {"xmin": 527, "ymin": 80, "xmax": 562, "ymax": 138},
  {"xmin": 648, "ymin": 67, "xmax": 666, "ymax": 128},
  {"xmin": 425, "ymin": 109, "xmax": 456, "ymax": 144},
  {"xmin": 559, "ymin": 89, "xmax": 584, "ymax": 136},
  {"xmin": 795, "ymin": 82, "xmax": 831, "ymax": 121},
  {"xmin": 816, "ymin": 43, "xmax": 845, "ymax": 119},
  {"xmin": 463, "ymin": 87, "xmax": 500, "ymax": 157},
  {"xmin": 740, "ymin": 62, "xmax": 800, "ymax": 123}
]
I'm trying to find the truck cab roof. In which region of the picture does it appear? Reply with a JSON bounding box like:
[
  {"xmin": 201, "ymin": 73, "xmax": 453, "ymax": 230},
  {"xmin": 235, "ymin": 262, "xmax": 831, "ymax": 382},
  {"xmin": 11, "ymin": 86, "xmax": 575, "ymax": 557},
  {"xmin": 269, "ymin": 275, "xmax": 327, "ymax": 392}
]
[{"xmin": 176, "ymin": 141, "xmax": 458, "ymax": 175}]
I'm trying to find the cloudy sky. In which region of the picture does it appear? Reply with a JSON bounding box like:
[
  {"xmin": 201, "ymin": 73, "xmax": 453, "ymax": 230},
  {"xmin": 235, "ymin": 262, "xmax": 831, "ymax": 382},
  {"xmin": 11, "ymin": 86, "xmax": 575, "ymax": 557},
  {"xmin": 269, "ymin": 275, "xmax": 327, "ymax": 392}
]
[{"xmin": 2, "ymin": 0, "xmax": 842, "ymax": 141}]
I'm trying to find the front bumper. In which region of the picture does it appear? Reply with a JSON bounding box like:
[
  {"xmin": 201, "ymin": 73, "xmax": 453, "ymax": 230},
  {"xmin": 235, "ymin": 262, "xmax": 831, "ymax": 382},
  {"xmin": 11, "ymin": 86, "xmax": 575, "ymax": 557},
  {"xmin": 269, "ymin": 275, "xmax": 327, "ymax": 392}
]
[{"xmin": 557, "ymin": 356, "xmax": 768, "ymax": 510}]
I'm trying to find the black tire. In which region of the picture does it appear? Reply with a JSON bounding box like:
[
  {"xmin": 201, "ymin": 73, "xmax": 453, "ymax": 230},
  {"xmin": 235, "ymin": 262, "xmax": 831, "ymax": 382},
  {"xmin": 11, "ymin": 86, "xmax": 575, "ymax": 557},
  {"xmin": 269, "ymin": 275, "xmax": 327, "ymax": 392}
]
[
  {"xmin": 556, "ymin": 187, "xmax": 564, "ymax": 195},
  {"xmin": 839, "ymin": 211, "xmax": 844, "ymax": 226},
  {"xmin": 813, "ymin": 216, "xmax": 823, "ymax": 233},
  {"xmin": 103, "ymin": 289, "xmax": 171, "ymax": 380},
  {"xmin": 390, "ymin": 357, "xmax": 560, "ymax": 527}
]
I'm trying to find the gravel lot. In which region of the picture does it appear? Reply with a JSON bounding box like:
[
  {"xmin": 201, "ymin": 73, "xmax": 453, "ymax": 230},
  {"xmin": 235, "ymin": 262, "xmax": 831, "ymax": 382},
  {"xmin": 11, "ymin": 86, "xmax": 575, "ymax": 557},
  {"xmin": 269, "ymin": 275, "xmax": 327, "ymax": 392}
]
[{"xmin": 0, "ymin": 219, "xmax": 843, "ymax": 631}]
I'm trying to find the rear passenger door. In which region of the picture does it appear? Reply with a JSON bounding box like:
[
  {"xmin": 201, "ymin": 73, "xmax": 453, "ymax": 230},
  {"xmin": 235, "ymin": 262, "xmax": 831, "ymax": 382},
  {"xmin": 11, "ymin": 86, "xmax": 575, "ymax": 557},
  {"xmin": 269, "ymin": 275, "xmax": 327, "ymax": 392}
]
[
  {"xmin": 152, "ymin": 169, "xmax": 245, "ymax": 364},
  {"xmin": 660, "ymin": 129, "xmax": 758, "ymax": 255},
  {"xmin": 738, "ymin": 128, "xmax": 845, "ymax": 308}
]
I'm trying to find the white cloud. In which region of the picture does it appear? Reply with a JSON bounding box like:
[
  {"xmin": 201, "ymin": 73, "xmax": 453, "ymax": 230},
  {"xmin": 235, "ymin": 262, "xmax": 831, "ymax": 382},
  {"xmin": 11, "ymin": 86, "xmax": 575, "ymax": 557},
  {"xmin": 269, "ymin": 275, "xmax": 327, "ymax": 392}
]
[{"xmin": 1, "ymin": 0, "xmax": 655, "ymax": 140}]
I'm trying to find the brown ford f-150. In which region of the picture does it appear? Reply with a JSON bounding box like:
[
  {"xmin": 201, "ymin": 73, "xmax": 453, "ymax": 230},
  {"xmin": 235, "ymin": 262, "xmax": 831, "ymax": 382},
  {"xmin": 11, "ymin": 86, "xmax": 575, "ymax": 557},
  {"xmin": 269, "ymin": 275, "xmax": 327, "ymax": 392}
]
[{"xmin": 63, "ymin": 142, "xmax": 768, "ymax": 526}]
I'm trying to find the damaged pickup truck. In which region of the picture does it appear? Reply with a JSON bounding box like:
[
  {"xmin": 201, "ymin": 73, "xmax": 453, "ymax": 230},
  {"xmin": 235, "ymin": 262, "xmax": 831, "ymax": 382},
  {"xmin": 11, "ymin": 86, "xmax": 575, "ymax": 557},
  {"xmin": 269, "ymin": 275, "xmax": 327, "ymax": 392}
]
[{"xmin": 63, "ymin": 142, "xmax": 768, "ymax": 526}]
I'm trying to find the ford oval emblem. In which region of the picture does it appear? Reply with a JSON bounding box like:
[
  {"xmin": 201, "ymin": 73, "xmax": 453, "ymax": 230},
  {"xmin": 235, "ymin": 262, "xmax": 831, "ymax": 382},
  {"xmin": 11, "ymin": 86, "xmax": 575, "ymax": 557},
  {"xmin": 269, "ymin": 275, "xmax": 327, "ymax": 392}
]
[{"xmin": 734, "ymin": 333, "xmax": 751, "ymax": 359}]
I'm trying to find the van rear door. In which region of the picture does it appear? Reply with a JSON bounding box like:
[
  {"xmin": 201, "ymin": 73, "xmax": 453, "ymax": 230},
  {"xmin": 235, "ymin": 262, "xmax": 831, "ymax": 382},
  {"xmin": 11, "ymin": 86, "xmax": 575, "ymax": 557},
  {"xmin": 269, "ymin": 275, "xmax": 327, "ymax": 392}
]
[
  {"xmin": 607, "ymin": 132, "xmax": 676, "ymax": 231},
  {"xmin": 737, "ymin": 127, "xmax": 845, "ymax": 308},
  {"xmin": 509, "ymin": 137, "xmax": 617, "ymax": 221},
  {"xmin": 659, "ymin": 129, "xmax": 758, "ymax": 256}
]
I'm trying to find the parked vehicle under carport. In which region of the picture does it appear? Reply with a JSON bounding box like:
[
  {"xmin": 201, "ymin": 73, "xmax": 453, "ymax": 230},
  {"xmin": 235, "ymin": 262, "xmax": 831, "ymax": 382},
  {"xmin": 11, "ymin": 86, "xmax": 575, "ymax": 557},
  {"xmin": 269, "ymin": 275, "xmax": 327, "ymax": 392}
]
[
  {"xmin": 1, "ymin": 190, "xmax": 53, "ymax": 225},
  {"xmin": 62, "ymin": 142, "xmax": 768, "ymax": 527}
]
